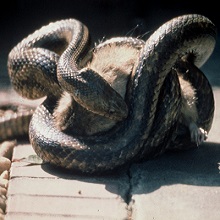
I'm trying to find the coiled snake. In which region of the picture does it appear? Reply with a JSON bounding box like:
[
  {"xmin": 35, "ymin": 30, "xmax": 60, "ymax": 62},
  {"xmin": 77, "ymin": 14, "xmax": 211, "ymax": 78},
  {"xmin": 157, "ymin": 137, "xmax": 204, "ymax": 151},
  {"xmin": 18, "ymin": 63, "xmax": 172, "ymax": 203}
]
[{"xmin": 3, "ymin": 14, "xmax": 217, "ymax": 173}]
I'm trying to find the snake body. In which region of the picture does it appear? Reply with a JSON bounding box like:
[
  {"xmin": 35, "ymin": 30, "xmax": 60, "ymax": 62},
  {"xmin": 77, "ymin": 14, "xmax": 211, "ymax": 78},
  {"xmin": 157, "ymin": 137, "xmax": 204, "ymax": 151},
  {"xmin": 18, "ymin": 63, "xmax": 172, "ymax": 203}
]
[{"xmin": 5, "ymin": 14, "xmax": 216, "ymax": 173}]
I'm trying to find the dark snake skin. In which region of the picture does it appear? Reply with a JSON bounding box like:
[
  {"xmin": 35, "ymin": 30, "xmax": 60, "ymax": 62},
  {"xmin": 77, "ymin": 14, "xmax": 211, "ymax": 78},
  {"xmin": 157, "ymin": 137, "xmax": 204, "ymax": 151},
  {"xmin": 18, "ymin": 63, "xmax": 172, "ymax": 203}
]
[{"xmin": 5, "ymin": 14, "xmax": 217, "ymax": 173}]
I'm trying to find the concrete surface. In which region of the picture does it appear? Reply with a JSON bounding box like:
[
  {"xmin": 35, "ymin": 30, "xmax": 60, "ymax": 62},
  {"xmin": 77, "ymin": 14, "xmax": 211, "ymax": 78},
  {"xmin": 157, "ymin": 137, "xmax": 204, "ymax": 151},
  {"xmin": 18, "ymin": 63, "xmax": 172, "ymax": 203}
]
[{"xmin": 6, "ymin": 143, "xmax": 130, "ymax": 220}]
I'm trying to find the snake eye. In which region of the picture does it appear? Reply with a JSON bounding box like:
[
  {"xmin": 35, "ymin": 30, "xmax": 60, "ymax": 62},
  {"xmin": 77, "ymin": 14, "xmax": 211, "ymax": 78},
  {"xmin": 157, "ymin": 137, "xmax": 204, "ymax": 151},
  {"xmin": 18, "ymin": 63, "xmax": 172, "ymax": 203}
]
[
  {"xmin": 108, "ymin": 109, "xmax": 115, "ymax": 117},
  {"xmin": 109, "ymin": 109, "xmax": 115, "ymax": 115}
]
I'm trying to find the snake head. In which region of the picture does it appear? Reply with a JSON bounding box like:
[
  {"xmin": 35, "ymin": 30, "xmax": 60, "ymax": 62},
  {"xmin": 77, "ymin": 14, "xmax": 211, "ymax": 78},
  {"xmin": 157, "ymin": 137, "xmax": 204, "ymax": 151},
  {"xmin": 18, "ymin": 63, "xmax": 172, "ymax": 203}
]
[
  {"xmin": 101, "ymin": 88, "xmax": 128, "ymax": 121},
  {"xmin": 65, "ymin": 68, "xmax": 129, "ymax": 121},
  {"xmin": 57, "ymin": 65, "xmax": 129, "ymax": 121}
]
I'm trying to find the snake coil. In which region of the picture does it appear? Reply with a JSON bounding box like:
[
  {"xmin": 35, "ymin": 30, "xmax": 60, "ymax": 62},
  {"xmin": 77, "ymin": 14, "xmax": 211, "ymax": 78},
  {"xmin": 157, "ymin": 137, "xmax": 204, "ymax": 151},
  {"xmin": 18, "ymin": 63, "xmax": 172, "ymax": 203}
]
[{"xmin": 6, "ymin": 14, "xmax": 216, "ymax": 173}]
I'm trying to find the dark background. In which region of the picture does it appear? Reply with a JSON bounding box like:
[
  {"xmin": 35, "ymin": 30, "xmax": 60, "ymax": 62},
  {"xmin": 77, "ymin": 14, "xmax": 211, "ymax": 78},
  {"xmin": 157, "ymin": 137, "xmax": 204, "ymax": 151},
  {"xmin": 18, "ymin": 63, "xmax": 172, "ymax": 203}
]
[{"xmin": 0, "ymin": 0, "xmax": 219, "ymax": 87}]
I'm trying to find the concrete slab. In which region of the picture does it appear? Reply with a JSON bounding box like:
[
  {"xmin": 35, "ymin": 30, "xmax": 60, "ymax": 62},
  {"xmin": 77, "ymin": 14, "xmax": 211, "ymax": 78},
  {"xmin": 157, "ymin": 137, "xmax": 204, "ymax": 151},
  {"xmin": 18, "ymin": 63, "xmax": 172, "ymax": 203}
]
[
  {"xmin": 129, "ymin": 143, "xmax": 220, "ymax": 219},
  {"xmin": 5, "ymin": 143, "xmax": 130, "ymax": 220}
]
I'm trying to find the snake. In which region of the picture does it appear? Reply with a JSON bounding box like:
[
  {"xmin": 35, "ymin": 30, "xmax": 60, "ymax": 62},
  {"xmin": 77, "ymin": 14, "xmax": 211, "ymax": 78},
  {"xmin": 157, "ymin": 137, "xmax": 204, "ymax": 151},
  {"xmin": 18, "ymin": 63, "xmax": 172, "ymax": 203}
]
[{"xmin": 3, "ymin": 14, "xmax": 217, "ymax": 173}]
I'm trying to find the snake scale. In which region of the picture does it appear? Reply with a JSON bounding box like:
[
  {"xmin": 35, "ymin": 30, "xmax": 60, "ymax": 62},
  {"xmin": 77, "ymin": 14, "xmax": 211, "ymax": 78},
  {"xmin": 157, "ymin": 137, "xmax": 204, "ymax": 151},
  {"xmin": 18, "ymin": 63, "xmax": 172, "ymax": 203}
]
[{"xmin": 2, "ymin": 14, "xmax": 217, "ymax": 173}]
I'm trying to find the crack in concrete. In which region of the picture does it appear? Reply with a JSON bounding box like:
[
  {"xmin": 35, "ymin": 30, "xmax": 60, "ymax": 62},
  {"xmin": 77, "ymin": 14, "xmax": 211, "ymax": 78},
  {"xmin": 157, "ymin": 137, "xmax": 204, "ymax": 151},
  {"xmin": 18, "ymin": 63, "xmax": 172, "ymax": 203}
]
[{"xmin": 124, "ymin": 164, "xmax": 134, "ymax": 220}]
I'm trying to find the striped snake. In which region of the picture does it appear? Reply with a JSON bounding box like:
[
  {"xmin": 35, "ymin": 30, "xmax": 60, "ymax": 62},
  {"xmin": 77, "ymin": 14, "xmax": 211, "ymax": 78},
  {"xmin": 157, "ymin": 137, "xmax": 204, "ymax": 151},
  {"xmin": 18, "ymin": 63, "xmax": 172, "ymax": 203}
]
[{"xmin": 2, "ymin": 14, "xmax": 217, "ymax": 173}]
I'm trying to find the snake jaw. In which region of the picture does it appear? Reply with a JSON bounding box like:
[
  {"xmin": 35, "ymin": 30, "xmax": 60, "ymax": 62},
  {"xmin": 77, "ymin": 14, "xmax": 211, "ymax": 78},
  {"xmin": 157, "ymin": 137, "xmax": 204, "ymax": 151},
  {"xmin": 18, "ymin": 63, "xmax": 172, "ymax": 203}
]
[
  {"xmin": 106, "ymin": 96, "xmax": 128, "ymax": 121},
  {"xmin": 75, "ymin": 86, "xmax": 128, "ymax": 121}
]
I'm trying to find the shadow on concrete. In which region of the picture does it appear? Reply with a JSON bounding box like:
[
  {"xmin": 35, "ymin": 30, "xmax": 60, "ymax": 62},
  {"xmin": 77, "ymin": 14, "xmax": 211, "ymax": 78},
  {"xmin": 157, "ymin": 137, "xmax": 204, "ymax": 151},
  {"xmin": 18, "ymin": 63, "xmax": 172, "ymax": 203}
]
[
  {"xmin": 40, "ymin": 141, "xmax": 219, "ymax": 200},
  {"xmin": 41, "ymin": 161, "xmax": 131, "ymax": 202},
  {"xmin": 129, "ymin": 141, "xmax": 220, "ymax": 195}
]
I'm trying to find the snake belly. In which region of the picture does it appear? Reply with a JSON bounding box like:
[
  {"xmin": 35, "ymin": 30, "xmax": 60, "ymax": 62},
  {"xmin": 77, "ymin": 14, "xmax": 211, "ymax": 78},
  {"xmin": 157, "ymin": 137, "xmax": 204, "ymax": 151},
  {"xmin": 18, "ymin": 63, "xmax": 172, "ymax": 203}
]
[{"xmin": 7, "ymin": 14, "xmax": 216, "ymax": 173}]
